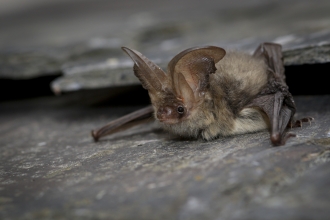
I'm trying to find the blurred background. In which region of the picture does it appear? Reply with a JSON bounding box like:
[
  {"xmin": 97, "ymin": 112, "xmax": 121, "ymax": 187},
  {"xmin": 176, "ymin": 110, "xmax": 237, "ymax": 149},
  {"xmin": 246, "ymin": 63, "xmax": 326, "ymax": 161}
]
[
  {"xmin": 1, "ymin": 0, "xmax": 329, "ymax": 48},
  {"xmin": 0, "ymin": 0, "xmax": 330, "ymax": 101}
]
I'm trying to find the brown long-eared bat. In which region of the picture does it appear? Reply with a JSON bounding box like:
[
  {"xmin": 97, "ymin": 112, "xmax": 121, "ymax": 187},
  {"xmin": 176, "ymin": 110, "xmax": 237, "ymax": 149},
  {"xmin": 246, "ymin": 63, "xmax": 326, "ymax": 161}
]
[{"xmin": 91, "ymin": 43, "xmax": 312, "ymax": 146}]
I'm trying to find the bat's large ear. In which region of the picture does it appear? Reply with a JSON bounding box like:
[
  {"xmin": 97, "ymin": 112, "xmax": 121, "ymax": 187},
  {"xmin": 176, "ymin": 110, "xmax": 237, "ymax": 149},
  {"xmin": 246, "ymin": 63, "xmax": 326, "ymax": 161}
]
[
  {"xmin": 122, "ymin": 47, "xmax": 168, "ymax": 95},
  {"xmin": 168, "ymin": 46, "xmax": 226, "ymax": 100}
]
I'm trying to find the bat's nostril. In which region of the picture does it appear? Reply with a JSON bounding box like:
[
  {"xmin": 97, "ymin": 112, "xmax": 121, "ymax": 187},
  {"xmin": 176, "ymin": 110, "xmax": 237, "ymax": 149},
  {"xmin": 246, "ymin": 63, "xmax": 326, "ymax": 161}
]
[
  {"xmin": 164, "ymin": 107, "xmax": 172, "ymax": 115},
  {"xmin": 157, "ymin": 107, "xmax": 173, "ymax": 119}
]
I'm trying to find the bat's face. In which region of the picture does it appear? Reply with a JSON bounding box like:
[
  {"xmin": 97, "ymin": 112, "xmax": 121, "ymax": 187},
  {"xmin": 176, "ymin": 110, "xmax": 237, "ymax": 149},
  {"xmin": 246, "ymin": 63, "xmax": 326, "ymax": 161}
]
[
  {"xmin": 122, "ymin": 46, "xmax": 226, "ymax": 127},
  {"xmin": 149, "ymin": 88, "xmax": 199, "ymax": 126},
  {"xmin": 155, "ymin": 99, "xmax": 187, "ymax": 124}
]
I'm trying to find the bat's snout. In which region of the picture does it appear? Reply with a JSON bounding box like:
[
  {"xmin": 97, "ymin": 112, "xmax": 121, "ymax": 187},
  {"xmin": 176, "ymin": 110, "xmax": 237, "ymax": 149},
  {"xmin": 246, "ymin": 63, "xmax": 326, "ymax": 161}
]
[
  {"xmin": 157, "ymin": 106, "xmax": 172, "ymax": 120},
  {"xmin": 156, "ymin": 106, "xmax": 178, "ymax": 124}
]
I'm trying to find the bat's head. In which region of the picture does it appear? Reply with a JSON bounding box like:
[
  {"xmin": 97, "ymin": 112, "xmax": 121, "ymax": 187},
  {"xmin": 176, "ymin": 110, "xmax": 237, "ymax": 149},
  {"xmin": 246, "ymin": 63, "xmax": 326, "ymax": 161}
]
[{"xmin": 122, "ymin": 46, "xmax": 226, "ymax": 134}]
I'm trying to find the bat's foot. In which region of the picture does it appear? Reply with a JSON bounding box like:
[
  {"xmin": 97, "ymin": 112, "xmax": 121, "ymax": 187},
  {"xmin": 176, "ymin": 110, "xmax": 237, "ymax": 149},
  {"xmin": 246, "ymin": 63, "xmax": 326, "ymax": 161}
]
[
  {"xmin": 290, "ymin": 117, "xmax": 314, "ymax": 128},
  {"xmin": 272, "ymin": 117, "xmax": 314, "ymax": 146}
]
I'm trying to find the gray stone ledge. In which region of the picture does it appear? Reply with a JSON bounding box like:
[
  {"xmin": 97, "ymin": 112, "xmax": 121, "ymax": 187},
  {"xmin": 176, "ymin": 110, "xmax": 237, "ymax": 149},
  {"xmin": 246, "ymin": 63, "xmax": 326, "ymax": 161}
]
[{"xmin": 0, "ymin": 95, "xmax": 329, "ymax": 220}]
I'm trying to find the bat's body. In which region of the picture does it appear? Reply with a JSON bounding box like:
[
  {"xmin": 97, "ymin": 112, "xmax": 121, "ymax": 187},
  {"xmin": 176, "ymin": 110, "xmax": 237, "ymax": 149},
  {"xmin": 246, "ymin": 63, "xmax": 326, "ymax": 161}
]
[
  {"xmin": 92, "ymin": 43, "xmax": 312, "ymax": 145},
  {"xmin": 162, "ymin": 51, "xmax": 269, "ymax": 140}
]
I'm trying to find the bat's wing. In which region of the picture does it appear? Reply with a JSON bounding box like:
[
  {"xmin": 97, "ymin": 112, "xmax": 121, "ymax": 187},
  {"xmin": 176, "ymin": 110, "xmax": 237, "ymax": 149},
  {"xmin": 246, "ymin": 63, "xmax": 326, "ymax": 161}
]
[
  {"xmin": 91, "ymin": 105, "xmax": 154, "ymax": 142},
  {"xmin": 248, "ymin": 43, "xmax": 311, "ymax": 146}
]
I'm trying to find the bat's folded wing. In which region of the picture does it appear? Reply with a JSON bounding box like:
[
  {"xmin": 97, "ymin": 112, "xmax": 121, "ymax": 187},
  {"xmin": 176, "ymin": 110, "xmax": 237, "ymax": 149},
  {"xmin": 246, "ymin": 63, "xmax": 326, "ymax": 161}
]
[{"xmin": 248, "ymin": 43, "xmax": 297, "ymax": 146}]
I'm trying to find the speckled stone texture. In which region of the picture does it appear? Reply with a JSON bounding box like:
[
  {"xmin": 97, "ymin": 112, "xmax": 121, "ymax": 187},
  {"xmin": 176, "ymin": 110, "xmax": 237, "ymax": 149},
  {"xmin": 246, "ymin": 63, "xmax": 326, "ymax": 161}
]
[{"xmin": 0, "ymin": 95, "xmax": 330, "ymax": 220}]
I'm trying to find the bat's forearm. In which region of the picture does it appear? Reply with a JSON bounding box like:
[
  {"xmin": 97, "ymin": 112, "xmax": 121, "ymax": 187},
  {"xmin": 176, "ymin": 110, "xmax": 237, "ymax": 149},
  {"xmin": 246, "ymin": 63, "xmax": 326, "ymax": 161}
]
[{"xmin": 92, "ymin": 105, "xmax": 154, "ymax": 142}]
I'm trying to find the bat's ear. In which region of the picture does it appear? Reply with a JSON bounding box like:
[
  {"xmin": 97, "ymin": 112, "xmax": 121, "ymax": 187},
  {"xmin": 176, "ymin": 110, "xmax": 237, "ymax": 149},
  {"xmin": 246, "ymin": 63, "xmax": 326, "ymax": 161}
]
[
  {"xmin": 122, "ymin": 47, "xmax": 168, "ymax": 95},
  {"xmin": 168, "ymin": 46, "xmax": 226, "ymax": 100}
]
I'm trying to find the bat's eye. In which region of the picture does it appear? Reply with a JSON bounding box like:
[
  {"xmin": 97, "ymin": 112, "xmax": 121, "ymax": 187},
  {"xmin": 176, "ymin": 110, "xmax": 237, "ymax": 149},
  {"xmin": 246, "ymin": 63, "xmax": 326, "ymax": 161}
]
[{"xmin": 177, "ymin": 106, "xmax": 184, "ymax": 114}]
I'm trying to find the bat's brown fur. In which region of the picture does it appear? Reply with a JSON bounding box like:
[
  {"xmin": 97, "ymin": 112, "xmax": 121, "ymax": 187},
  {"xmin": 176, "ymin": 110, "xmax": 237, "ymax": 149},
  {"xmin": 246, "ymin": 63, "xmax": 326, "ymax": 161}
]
[{"xmin": 161, "ymin": 51, "xmax": 269, "ymax": 140}]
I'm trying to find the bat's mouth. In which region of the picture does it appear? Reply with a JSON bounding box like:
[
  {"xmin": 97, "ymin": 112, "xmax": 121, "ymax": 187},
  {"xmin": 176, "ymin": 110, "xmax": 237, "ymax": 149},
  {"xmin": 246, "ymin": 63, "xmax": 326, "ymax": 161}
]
[{"xmin": 158, "ymin": 118, "xmax": 178, "ymax": 125}]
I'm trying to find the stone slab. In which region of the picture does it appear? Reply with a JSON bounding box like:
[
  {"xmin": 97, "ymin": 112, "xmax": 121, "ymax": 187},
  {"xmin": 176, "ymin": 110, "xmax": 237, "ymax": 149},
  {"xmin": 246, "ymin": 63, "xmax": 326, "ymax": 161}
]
[{"xmin": 0, "ymin": 95, "xmax": 329, "ymax": 219}]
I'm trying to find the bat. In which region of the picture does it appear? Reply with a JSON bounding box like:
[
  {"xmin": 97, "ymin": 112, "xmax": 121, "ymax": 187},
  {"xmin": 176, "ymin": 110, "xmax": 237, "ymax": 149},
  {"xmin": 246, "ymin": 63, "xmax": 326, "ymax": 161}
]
[{"xmin": 91, "ymin": 43, "xmax": 312, "ymax": 146}]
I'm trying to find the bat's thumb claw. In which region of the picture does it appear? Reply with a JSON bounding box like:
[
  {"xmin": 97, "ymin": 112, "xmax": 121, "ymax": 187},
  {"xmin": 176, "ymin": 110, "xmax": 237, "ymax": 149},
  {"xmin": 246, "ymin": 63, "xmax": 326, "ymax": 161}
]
[
  {"xmin": 271, "ymin": 132, "xmax": 296, "ymax": 146},
  {"xmin": 91, "ymin": 130, "xmax": 99, "ymax": 142},
  {"xmin": 271, "ymin": 133, "xmax": 281, "ymax": 146}
]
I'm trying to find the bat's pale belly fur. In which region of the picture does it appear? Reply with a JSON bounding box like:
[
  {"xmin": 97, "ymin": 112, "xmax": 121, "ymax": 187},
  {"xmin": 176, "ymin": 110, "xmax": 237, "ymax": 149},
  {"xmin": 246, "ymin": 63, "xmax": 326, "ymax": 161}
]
[{"xmin": 162, "ymin": 51, "xmax": 270, "ymax": 140}]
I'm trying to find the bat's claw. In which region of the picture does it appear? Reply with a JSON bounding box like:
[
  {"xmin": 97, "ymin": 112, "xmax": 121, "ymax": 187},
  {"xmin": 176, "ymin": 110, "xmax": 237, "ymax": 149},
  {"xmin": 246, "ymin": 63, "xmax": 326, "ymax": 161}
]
[
  {"xmin": 271, "ymin": 132, "xmax": 296, "ymax": 146},
  {"xmin": 290, "ymin": 117, "xmax": 314, "ymax": 128},
  {"xmin": 91, "ymin": 130, "xmax": 99, "ymax": 142}
]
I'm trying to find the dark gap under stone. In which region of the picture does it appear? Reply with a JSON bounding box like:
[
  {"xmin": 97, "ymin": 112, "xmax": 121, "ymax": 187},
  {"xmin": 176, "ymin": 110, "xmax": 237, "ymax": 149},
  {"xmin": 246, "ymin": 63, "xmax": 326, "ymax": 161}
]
[
  {"xmin": 285, "ymin": 63, "xmax": 330, "ymax": 95},
  {"xmin": 0, "ymin": 63, "xmax": 329, "ymax": 103},
  {"xmin": 0, "ymin": 73, "xmax": 61, "ymax": 101}
]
